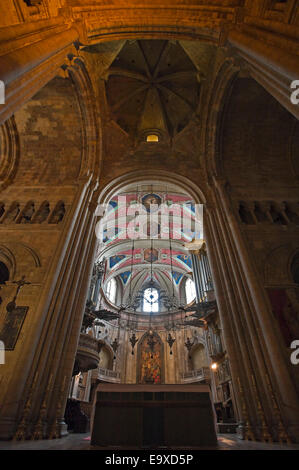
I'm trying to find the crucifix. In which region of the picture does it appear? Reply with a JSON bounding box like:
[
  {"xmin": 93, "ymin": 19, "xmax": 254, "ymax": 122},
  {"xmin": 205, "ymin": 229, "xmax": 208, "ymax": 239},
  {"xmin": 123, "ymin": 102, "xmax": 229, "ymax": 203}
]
[
  {"xmin": 6, "ymin": 276, "xmax": 31, "ymax": 312},
  {"xmin": 13, "ymin": 276, "xmax": 31, "ymax": 298}
]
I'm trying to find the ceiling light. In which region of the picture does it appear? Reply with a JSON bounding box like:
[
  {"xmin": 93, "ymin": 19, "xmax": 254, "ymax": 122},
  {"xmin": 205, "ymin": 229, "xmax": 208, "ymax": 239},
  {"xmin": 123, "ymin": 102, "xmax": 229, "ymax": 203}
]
[{"xmin": 146, "ymin": 134, "xmax": 159, "ymax": 142}]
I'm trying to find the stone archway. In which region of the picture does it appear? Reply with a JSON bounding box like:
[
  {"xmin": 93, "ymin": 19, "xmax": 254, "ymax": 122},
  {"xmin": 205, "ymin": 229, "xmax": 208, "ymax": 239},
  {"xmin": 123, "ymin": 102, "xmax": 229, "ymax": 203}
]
[{"xmin": 97, "ymin": 169, "xmax": 206, "ymax": 207}]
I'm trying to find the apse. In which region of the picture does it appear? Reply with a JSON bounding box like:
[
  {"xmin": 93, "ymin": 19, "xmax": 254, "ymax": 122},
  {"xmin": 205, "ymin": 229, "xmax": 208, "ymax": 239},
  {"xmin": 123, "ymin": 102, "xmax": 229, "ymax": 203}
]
[{"xmin": 95, "ymin": 183, "xmax": 197, "ymax": 316}]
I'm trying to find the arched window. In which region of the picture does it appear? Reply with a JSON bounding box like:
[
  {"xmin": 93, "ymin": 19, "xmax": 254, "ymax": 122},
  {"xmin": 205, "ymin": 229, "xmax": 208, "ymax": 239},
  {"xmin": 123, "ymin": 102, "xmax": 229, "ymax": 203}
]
[
  {"xmin": 185, "ymin": 278, "xmax": 196, "ymax": 304},
  {"xmin": 0, "ymin": 261, "xmax": 9, "ymax": 285},
  {"xmin": 146, "ymin": 134, "xmax": 159, "ymax": 142},
  {"xmin": 106, "ymin": 278, "xmax": 116, "ymax": 304},
  {"xmin": 143, "ymin": 287, "xmax": 159, "ymax": 313}
]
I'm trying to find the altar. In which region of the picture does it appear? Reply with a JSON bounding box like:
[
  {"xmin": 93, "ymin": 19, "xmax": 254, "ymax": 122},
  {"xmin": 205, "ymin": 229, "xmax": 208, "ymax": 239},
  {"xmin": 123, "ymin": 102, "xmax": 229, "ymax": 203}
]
[{"xmin": 91, "ymin": 384, "xmax": 217, "ymax": 448}]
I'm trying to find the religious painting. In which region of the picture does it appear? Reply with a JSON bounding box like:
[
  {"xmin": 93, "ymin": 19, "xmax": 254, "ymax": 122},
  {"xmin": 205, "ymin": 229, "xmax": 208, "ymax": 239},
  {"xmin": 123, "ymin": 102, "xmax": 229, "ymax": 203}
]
[
  {"xmin": 142, "ymin": 194, "xmax": 161, "ymax": 213},
  {"xmin": 267, "ymin": 288, "xmax": 299, "ymax": 346},
  {"xmin": 144, "ymin": 248, "xmax": 158, "ymax": 263},
  {"xmin": 0, "ymin": 306, "xmax": 29, "ymax": 350},
  {"xmin": 138, "ymin": 332, "xmax": 164, "ymax": 384}
]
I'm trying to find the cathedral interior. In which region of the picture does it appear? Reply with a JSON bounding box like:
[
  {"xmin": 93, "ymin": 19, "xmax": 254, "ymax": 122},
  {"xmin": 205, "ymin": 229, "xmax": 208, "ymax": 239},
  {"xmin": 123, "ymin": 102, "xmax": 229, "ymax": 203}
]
[{"xmin": 0, "ymin": 0, "xmax": 299, "ymax": 452}]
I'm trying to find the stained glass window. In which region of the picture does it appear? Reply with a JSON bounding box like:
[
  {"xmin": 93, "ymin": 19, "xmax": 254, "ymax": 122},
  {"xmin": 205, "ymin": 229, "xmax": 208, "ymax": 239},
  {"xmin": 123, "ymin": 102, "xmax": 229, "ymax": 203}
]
[
  {"xmin": 185, "ymin": 278, "xmax": 196, "ymax": 304},
  {"xmin": 143, "ymin": 287, "xmax": 159, "ymax": 313},
  {"xmin": 106, "ymin": 278, "xmax": 116, "ymax": 304}
]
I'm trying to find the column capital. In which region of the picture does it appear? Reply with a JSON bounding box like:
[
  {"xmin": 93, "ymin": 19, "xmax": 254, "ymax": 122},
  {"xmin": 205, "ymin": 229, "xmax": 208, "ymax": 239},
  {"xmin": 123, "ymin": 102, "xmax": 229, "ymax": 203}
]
[{"xmin": 184, "ymin": 239, "xmax": 206, "ymax": 254}]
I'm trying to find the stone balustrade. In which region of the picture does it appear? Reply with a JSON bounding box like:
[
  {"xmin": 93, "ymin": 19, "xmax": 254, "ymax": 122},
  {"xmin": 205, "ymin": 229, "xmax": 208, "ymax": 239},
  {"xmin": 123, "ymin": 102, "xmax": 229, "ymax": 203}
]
[
  {"xmin": 181, "ymin": 367, "xmax": 211, "ymax": 384},
  {"xmin": 91, "ymin": 367, "xmax": 121, "ymax": 384}
]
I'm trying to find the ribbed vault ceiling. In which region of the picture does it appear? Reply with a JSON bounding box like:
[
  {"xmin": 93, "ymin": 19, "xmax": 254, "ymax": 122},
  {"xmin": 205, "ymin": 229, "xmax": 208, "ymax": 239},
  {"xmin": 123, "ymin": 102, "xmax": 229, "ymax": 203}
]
[{"xmin": 105, "ymin": 40, "xmax": 200, "ymax": 138}]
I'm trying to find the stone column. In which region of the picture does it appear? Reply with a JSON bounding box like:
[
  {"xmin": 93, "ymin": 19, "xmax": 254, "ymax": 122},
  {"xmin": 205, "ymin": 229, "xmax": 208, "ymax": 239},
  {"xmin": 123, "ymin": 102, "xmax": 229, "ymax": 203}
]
[
  {"xmin": 204, "ymin": 205, "xmax": 252, "ymax": 434},
  {"xmin": 213, "ymin": 177, "xmax": 299, "ymax": 442},
  {"xmin": 0, "ymin": 20, "xmax": 84, "ymax": 124},
  {"xmin": 45, "ymin": 197, "xmax": 100, "ymax": 438},
  {"xmin": 228, "ymin": 28, "xmax": 299, "ymax": 119},
  {"xmin": 3, "ymin": 176, "xmax": 99, "ymax": 440}
]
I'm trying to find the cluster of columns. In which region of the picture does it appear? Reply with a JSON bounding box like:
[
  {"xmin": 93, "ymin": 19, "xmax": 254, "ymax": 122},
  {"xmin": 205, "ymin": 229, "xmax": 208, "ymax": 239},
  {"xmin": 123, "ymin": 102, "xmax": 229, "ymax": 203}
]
[
  {"xmin": 0, "ymin": 177, "xmax": 100, "ymax": 440},
  {"xmin": 203, "ymin": 178, "xmax": 299, "ymax": 442}
]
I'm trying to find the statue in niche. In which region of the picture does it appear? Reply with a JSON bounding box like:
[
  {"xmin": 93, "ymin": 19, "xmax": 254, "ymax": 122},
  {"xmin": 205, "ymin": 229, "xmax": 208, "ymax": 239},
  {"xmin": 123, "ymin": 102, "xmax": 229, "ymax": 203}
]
[
  {"xmin": 19, "ymin": 203, "xmax": 35, "ymax": 224},
  {"xmin": 49, "ymin": 202, "xmax": 65, "ymax": 224},
  {"xmin": 2, "ymin": 203, "xmax": 20, "ymax": 224},
  {"xmin": 34, "ymin": 202, "xmax": 50, "ymax": 224}
]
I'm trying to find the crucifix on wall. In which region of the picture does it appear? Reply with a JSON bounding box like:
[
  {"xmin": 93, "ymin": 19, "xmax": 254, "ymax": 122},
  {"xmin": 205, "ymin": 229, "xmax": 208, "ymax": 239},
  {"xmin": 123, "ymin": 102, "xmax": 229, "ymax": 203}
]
[{"xmin": 0, "ymin": 275, "xmax": 31, "ymax": 350}]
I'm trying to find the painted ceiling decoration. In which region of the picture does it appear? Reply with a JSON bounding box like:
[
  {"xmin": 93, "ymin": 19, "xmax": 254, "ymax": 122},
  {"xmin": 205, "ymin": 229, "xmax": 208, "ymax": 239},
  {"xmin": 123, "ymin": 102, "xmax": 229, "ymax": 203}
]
[
  {"xmin": 108, "ymin": 200, "xmax": 118, "ymax": 211},
  {"xmin": 172, "ymin": 272, "xmax": 184, "ymax": 285},
  {"xmin": 141, "ymin": 193, "xmax": 162, "ymax": 212},
  {"xmin": 176, "ymin": 254, "xmax": 193, "ymax": 269},
  {"xmin": 144, "ymin": 248, "xmax": 159, "ymax": 263},
  {"xmin": 103, "ymin": 226, "xmax": 120, "ymax": 243},
  {"xmin": 100, "ymin": 191, "xmax": 196, "ymax": 246},
  {"xmin": 105, "ymin": 40, "xmax": 200, "ymax": 140},
  {"xmin": 119, "ymin": 271, "xmax": 131, "ymax": 284},
  {"xmin": 109, "ymin": 255, "xmax": 126, "ymax": 268},
  {"xmin": 98, "ymin": 186, "xmax": 196, "ymax": 313}
]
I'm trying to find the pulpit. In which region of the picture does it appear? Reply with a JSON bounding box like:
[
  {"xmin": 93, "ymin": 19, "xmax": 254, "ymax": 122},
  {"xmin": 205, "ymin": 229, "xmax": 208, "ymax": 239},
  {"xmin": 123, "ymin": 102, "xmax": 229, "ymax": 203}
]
[{"xmin": 91, "ymin": 384, "xmax": 217, "ymax": 448}]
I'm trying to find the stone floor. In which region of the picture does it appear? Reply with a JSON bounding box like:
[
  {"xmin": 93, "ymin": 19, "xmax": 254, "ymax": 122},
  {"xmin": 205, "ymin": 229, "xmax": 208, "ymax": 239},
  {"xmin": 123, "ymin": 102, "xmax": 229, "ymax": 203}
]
[{"xmin": 0, "ymin": 433, "xmax": 299, "ymax": 450}]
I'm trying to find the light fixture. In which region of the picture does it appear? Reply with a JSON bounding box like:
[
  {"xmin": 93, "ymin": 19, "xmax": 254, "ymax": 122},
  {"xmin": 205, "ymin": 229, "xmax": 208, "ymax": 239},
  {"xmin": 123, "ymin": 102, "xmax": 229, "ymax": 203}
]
[
  {"xmin": 146, "ymin": 134, "xmax": 159, "ymax": 142},
  {"xmin": 166, "ymin": 333, "xmax": 175, "ymax": 355},
  {"xmin": 111, "ymin": 338, "xmax": 119, "ymax": 360},
  {"xmin": 184, "ymin": 337, "xmax": 194, "ymax": 359},
  {"xmin": 129, "ymin": 332, "xmax": 138, "ymax": 355},
  {"xmin": 211, "ymin": 362, "xmax": 218, "ymax": 370}
]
